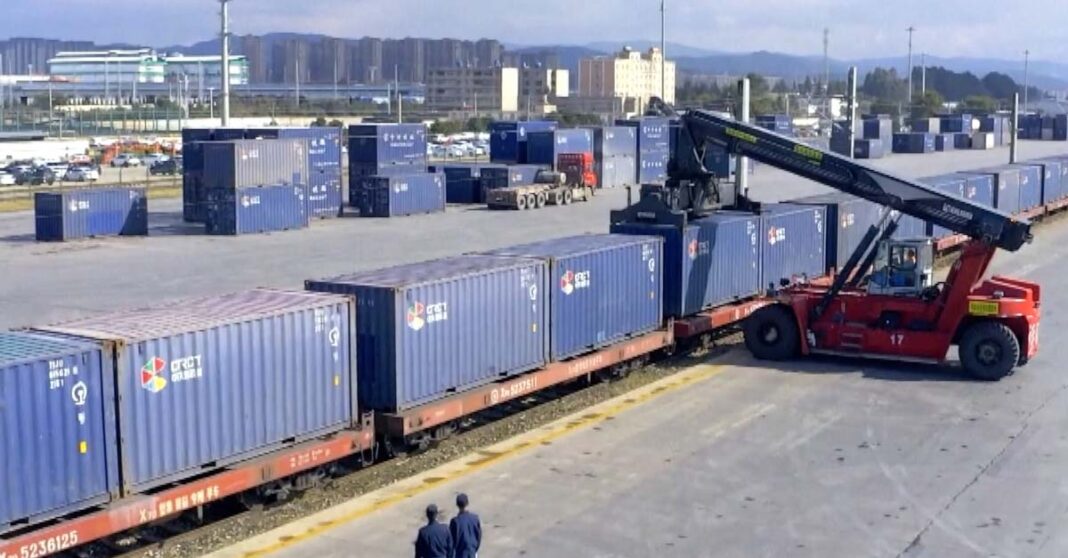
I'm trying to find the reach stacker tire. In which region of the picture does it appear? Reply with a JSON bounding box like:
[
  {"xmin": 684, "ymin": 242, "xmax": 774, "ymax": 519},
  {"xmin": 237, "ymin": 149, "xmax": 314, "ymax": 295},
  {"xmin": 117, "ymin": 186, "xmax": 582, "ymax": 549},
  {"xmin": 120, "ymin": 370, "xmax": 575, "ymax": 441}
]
[
  {"xmin": 743, "ymin": 304, "xmax": 800, "ymax": 361},
  {"xmin": 959, "ymin": 321, "xmax": 1020, "ymax": 381}
]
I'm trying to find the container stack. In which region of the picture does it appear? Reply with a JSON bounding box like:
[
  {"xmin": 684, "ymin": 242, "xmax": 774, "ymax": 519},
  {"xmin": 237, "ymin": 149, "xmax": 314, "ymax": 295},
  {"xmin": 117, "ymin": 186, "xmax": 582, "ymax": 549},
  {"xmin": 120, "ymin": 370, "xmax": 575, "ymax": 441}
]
[
  {"xmin": 831, "ymin": 119, "xmax": 885, "ymax": 159},
  {"xmin": 35, "ymin": 187, "xmax": 148, "ymax": 241},
  {"xmin": 754, "ymin": 114, "xmax": 794, "ymax": 136},
  {"xmin": 892, "ymin": 132, "xmax": 936, "ymax": 154},
  {"xmin": 432, "ymin": 163, "xmax": 506, "ymax": 204},
  {"xmin": 489, "ymin": 121, "xmax": 557, "ymax": 164},
  {"xmin": 247, "ymin": 127, "xmax": 343, "ymax": 218},
  {"xmin": 978, "ymin": 115, "xmax": 1011, "ymax": 146},
  {"xmin": 911, "ymin": 117, "xmax": 941, "ymax": 134},
  {"xmin": 348, "ymin": 123, "xmax": 444, "ymax": 217},
  {"xmin": 591, "ymin": 126, "xmax": 638, "ymax": 188},
  {"xmin": 201, "ymin": 138, "xmax": 310, "ymax": 235},
  {"xmin": 181, "ymin": 127, "xmax": 247, "ymax": 223},
  {"xmin": 525, "ymin": 129, "xmax": 594, "ymax": 169},
  {"xmin": 617, "ymin": 117, "xmax": 672, "ymax": 184},
  {"xmin": 479, "ymin": 164, "xmax": 543, "ymax": 193}
]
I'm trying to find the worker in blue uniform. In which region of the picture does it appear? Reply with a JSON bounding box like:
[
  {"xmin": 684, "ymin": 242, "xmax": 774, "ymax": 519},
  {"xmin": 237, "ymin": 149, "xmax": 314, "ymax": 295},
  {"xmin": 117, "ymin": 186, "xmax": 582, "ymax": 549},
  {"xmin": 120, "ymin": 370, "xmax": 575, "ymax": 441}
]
[
  {"xmin": 450, "ymin": 493, "xmax": 482, "ymax": 558},
  {"xmin": 415, "ymin": 504, "xmax": 453, "ymax": 558}
]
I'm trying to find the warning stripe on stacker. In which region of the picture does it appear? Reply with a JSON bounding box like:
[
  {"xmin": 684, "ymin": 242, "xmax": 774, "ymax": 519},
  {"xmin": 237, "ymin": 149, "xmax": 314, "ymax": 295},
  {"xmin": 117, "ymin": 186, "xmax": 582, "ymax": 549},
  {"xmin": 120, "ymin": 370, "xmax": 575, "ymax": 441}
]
[{"xmin": 206, "ymin": 362, "xmax": 730, "ymax": 558}]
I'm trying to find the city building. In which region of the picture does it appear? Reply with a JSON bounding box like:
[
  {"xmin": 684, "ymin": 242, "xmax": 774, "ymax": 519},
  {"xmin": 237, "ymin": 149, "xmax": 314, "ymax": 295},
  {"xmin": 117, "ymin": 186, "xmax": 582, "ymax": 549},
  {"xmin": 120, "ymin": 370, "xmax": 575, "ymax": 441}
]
[
  {"xmin": 578, "ymin": 46, "xmax": 676, "ymax": 112},
  {"xmin": 1, "ymin": 38, "xmax": 94, "ymax": 75},
  {"xmin": 47, "ymin": 50, "xmax": 249, "ymax": 96},
  {"xmin": 426, "ymin": 66, "xmax": 518, "ymax": 113},
  {"xmin": 519, "ymin": 67, "xmax": 568, "ymax": 114}
]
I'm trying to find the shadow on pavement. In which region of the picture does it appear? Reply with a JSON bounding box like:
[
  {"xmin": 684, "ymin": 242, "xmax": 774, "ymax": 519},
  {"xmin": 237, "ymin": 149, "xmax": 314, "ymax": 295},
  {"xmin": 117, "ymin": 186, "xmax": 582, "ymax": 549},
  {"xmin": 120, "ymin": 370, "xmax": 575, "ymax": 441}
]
[{"xmin": 714, "ymin": 348, "xmax": 984, "ymax": 384}]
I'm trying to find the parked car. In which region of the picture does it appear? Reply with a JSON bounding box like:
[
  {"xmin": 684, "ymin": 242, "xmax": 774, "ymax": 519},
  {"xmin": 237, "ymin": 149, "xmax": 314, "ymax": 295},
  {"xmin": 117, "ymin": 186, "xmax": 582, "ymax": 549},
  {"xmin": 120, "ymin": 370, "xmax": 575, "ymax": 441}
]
[
  {"xmin": 15, "ymin": 167, "xmax": 55, "ymax": 186},
  {"xmin": 65, "ymin": 166, "xmax": 100, "ymax": 182},
  {"xmin": 149, "ymin": 158, "xmax": 181, "ymax": 175},
  {"xmin": 111, "ymin": 154, "xmax": 142, "ymax": 168},
  {"xmin": 0, "ymin": 172, "xmax": 15, "ymax": 186},
  {"xmin": 46, "ymin": 162, "xmax": 69, "ymax": 178},
  {"xmin": 141, "ymin": 153, "xmax": 170, "ymax": 167}
]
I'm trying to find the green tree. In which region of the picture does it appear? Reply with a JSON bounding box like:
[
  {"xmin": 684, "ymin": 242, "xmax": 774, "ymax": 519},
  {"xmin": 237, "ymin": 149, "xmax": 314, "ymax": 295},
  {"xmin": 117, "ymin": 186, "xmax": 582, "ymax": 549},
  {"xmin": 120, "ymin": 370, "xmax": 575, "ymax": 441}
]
[
  {"xmin": 963, "ymin": 95, "xmax": 998, "ymax": 113},
  {"xmin": 430, "ymin": 120, "xmax": 463, "ymax": 135},
  {"xmin": 772, "ymin": 79, "xmax": 790, "ymax": 94},
  {"xmin": 746, "ymin": 73, "xmax": 770, "ymax": 97},
  {"xmin": 862, "ymin": 68, "xmax": 907, "ymax": 102},
  {"xmin": 911, "ymin": 90, "xmax": 945, "ymax": 118}
]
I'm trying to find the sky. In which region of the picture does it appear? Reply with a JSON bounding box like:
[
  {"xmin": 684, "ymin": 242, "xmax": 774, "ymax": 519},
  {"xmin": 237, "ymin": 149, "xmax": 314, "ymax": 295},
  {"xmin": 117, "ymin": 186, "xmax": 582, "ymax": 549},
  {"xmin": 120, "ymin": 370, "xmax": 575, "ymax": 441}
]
[{"xmin": 2, "ymin": 0, "xmax": 1064, "ymax": 62}]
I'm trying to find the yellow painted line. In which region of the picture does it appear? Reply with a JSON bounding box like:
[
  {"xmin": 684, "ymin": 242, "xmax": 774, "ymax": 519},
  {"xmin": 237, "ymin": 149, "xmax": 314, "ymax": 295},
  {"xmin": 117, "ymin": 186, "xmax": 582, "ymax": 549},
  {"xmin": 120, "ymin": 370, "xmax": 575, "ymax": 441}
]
[{"xmin": 207, "ymin": 362, "xmax": 730, "ymax": 558}]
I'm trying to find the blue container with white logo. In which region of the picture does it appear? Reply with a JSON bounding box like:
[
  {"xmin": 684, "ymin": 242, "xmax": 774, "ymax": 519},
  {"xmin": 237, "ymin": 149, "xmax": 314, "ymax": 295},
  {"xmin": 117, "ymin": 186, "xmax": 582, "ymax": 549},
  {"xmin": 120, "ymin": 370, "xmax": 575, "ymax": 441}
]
[
  {"xmin": 525, "ymin": 129, "xmax": 594, "ymax": 168},
  {"xmin": 0, "ymin": 332, "xmax": 117, "ymax": 532},
  {"xmin": 591, "ymin": 126, "xmax": 638, "ymax": 159},
  {"xmin": 306, "ymin": 256, "xmax": 549, "ymax": 412},
  {"xmin": 934, "ymin": 134, "xmax": 955, "ymax": 151},
  {"xmin": 348, "ymin": 123, "xmax": 427, "ymax": 166},
  {"xmin": 182, "ymin": 128, "xmax": 215, "ymax": 222},
  {"xmin": 482, "ymin": 234, "xmax": 663, "ymax": 361},
  {"xmin": 792, "ymin": 193, "xmax": 883, "ymax": 274},
  {"xmin": 1032, "ymin": 157, "xmax": 1067, "ymax": 203},
  {"xmin": 962, "ymin": 166, "xmax": 1021, "ymax": 214},
  {"xmin": 919, "ymin": 174, "xmax": 967, "ymax": 239},
  {"xmin": 1010, "ymin": 164, "xmax": 1043, "ymax": 211},
  {"xmin": 246, "ymin": 127, "xmax": 342, "ymax": 218},
  {"xmin": 760, "ymin": 203, "xmax": 826, "ymax": 288},
  {"xmin": 617, "ymin": 117, "xmax": 672, "ymax": 152},
  {"xmin": 612, "ymin": 212, "xmax": 761, "ymax": 318},
  {"xmin": 35, "ymin": 289, "xmax": 354, "ymax": 494},
  {"xmin": 489, "ymin": 121, "xmax": 558, "ymax": 164},
  {"xmin": 356, "ymin": 173, "xmax": 445, "ymax": 217},
  {"xmin": 35, "ymin": 187, "xmax": 148, "ymax": 241},
  {"xmin": 638, "ymin": 149, "xmax": 670, "ymax": 183},
  {"xmin": 205, "ymin": 184, "xmax": 309, "ymax": 235}
]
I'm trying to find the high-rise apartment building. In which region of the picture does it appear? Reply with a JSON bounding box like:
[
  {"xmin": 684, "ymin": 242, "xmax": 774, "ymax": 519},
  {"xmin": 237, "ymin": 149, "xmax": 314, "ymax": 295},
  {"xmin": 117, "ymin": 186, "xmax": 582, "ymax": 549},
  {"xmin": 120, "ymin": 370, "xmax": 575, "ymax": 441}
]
[{"xmin": 579, "ymin": 46, "xmax": 676, "ymax": 111}]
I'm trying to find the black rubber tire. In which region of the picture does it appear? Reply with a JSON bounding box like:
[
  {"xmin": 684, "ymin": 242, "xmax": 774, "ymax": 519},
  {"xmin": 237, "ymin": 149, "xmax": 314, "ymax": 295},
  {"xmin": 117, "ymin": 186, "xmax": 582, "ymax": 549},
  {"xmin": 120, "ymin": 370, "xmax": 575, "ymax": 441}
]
[
  {"xmin": 536, "ymin": 192, "xmax": 547, "ymax": 208},
  {"xmin": 525, "ymin": 194, "xmax": 537, "ymax": 209},
  {"xmin": 563, "ymin": 189, "xmax": 573, "ymax": 205},
  {"xmin": 743, "ymin": 305, "xmax": 800, "ymax": 361},
  {"xmin": 515, "ymin": 195, "xmax": 528, "ymax": 210},
  {"xmin": 959, "ymin": 321, "xmax": 1019, "ymax": 381}
]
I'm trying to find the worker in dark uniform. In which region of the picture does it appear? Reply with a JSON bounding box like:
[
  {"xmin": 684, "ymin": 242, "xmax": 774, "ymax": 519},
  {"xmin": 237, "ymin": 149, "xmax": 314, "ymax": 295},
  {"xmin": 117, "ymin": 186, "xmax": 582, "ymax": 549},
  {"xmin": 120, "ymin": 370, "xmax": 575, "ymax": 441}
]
[
  {"xmin": 415, "ymin": 504, "xmax": 453, "ymax": 558},
  {"xmin": 450, "ymin": 493, "xmax": 482, "ymax": 558}
]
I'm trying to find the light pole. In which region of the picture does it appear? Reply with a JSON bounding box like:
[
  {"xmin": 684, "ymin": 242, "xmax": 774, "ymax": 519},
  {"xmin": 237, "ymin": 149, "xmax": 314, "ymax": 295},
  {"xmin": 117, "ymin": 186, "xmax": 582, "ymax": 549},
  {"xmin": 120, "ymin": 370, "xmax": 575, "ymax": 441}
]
[
  {"xmin": 209, "ymin": 87, "xmax": 215, "ymax": 119},
  {"xmin": 660, "ymin": 0, "xmax": 666, "ymax": 101},
  {"xmin": 1023, "ymin": 49, "xmax": 1030, "ymax": 109},
  {"xmin": 906, "ymin": 26, "xmax": 915, "ymax": 106},
  {"xmin": 220, "ymin": 0, "xmax": 232, "ymax": 126}
]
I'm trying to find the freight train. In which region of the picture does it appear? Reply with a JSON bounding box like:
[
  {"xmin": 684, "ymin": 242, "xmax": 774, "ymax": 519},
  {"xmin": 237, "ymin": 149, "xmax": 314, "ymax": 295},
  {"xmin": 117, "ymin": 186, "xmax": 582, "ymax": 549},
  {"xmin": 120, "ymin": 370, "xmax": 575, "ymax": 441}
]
[{"xmin": 4, "ymin": 142, "xmax": 1068, "ymax": 557}]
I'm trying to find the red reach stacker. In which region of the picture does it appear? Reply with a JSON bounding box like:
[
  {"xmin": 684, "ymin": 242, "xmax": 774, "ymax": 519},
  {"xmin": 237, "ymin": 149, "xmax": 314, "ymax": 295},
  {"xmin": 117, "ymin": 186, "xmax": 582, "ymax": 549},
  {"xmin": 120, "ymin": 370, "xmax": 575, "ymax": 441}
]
[{"xmin": 615, "ymin": 101, "xmax": 1039, "ymax": 380}]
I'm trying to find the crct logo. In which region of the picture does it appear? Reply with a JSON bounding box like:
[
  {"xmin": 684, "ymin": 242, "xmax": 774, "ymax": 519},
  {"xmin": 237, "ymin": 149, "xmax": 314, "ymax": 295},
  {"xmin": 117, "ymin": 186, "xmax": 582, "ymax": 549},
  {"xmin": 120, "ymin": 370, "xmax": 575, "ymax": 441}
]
[
  {"xmin": 687, "ymin": 239, "xmax": 698, "ymax": 260},
  {"xmin": 141, "ymin": 357, "xmax": 168, "ymax": 393},
  {"xmin": 767, "ymin": 226, "xmax": 786, "ymax": 245},
  {"xmin": 407, "ymin": 301, "xmax": 448, "ymax": 331},
  {"xmin": 559, "ymin": 270, "xmax": 591, "ymax": 295}
]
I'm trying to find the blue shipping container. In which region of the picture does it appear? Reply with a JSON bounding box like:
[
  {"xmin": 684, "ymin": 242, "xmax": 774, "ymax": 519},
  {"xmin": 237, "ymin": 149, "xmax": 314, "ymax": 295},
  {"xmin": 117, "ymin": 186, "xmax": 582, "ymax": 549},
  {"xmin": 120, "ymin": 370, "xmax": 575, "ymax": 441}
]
[
  {"xmin": 1010, "ymin": 164, "xmax": 1042, "ymax": 211},
  {"xmin": 439, "ymin": 163, "xmax": 506, "ymax": 203},
  {"xmin": 592, "ymin": 126, "xmax": 638, "ymax": 158},
  {"xmin": 350, "ymin": 160, "xmax": 428, "ymax": 181},
  {"xmin": 638, "ymin": 149, "xmax": 669, "ymax": 183},
  {"xmin": 0, "ymin": 332, "xmax": 117, "ymax": 531},
  {"xmin": 246, "ymin": 127, "xmax": 342, "ymax": 171},
  {"xmin": 939, "ymin": 114, "xmax": 973, "ymax": 133},
  {"xmin": 617, "ymin": 117, "xmax": 672, "ymax": 152},
  {"xmin": 599, "ymin": 155, "xmax": 638, "ymax": 188},
  {"xmin": 205, "ymin": 184, "xmax": 309, "ymax": 235},
  {"xmin": 760, "ymin": 204, "xmax": 827, "ymax": 287},
  {"xmin": 479, "ymin": 164, "xmax": 544, "ymax": 190},
  {"xmin": 348, "ymin": 124, "xmax": 427, "ymax": 166},
  {"xmin": 1033, "ymin": 157, "xmax": 1067, "ymax": 203},
  {"xmin": 357, "ymin": 173, "xmax": 445, "ymax": 217},
  {"xmin": 36, "ymin": 289, "xmax": 354, "ymax": 494},
  {"xmin": 964, "ymin": 167, "xmax": 1022, "ymax": 214},
  {"xmin": 854, "ymin": 139, "xmax": 885, "ymax": 159},
  {"xmin": 919, "ymin": 175, "xmax": 967, "ymax": 239},
  {"xmin": 202, "ymin": 139, "xmax": 309, "ymax": 190},
  {"xmin": 525, "ymin": 129, "xmax": 594, "ymax": 167},
  {"xmin": 306, "ymin": 256, "xmax": 549, "ymax": 412},
  {"xmin": 792, "ymin": 194, "xmax": 882, "ymax": 274},
  {"xmin": 307, "ymin": 169, "xmax": 343, "ymax": 218},
  {"xmin": 862, "ymin": 118, "xmax": 892, "ymax": 141},
  {"xmin": 953, "ymin": 133, "xmax": 972, "ymax": 149},
  {"xmin": 611, "ymin": 212, "xmax": 761, "ymax": 318},
  {"xmin": 702, "ymin": 146, "xmax": 734, "ymax": 177},
  {"xmin": 35, "ymin": 187, "xmax": 148, "ymax": 241},
  {"xmin": 489, "ymin": 121, "xmax": 557, "ymax": 163},
  {"xmin": 181, "ymin": 128, "xmax": 214, "ymax": 222},
  {"xmin": 934, "ymin": 134, "xmax": 955, "ymax": 151},
  {"xmin": 892, "ymin": 133, "xmax": 935, "ymax": 154},
  {"xmin": 912, "ymin": 118, "xmax": 941, "ymax": 133},
  {"xmin": 482, "ymin": 234, "xmax": 663, "ymax": 361}
]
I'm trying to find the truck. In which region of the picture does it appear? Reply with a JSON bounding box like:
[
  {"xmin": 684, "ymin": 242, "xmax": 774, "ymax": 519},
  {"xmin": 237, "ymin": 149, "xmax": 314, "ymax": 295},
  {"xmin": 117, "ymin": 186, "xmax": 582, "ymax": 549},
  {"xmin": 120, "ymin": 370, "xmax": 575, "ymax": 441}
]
[{"xmin": 486, "ymin": 153, "xmax": 597, "ymax": 210}]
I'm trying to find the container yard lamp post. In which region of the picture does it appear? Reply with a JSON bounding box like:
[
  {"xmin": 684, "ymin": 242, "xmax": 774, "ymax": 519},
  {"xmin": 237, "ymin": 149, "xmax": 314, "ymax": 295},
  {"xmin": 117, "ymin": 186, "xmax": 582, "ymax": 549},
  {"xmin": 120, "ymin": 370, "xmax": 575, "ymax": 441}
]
[
  {"xmin": 220, "ymin": 0, "xmax": 232, "ymax": 126},
  {"xmin": 1023, "ymin": 50, "xmax": 1030, "ymax": 109}
]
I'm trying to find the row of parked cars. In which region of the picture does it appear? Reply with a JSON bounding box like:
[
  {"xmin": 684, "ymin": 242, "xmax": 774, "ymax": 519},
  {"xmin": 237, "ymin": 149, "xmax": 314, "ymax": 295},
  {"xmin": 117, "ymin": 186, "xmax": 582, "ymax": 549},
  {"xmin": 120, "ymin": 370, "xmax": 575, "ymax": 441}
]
[{"xmin": 0, "ymin": 156, "xmax": 182, "ymax": 187}]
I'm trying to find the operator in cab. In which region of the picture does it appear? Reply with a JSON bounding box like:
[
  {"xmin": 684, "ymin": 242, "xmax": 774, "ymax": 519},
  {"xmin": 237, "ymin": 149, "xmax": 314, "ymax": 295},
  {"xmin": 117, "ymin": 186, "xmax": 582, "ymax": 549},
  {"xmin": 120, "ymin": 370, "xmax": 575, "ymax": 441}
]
[{"xmin": 870, "ymin": 245, "xmax": 919, "ymax": 289}]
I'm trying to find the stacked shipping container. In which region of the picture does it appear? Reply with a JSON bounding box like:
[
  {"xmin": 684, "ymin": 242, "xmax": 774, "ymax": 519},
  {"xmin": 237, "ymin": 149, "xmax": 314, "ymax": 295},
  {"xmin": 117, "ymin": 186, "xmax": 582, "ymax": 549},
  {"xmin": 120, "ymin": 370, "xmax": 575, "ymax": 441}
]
[
  {"xmin": 592, "ymin": 126, "xmax": 638, "ymax": 188},
  {"xmin": 525, "ymin": 129, "xmax": 594, "ymax": 169},
  {"xmin": 617, "ymin": 117, "xmax": 672, "ymax": 184},
  {"xmin": 489, "ymin": 121, "xmax": 557, "ymax": 164},
  {"xmin": 247, "ymin": 127, "xmax": 343, "ymax": 218},
  {"xmin": 354, "ymin": 174, "xmax": 446, "ymax": 217}
]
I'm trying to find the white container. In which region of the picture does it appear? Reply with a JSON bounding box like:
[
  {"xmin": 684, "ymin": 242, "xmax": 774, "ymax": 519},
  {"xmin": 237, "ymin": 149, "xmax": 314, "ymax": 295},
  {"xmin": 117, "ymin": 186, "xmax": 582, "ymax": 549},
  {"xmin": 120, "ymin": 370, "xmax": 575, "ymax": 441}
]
[{"xmin": 971, "ymin": 132, "xmax": 995, "ymax": 150}]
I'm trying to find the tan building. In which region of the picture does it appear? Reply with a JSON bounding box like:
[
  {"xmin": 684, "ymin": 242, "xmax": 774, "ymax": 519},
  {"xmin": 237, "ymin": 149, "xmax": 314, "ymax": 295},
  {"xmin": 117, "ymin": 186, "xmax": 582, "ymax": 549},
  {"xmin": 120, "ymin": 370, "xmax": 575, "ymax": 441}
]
[
  {"xmin": 578, "ymin": 46, "xmax": 675, "ymax": 112},
  {"xmin": 426, "ymin": 66, "xmax": 519, "ymax": 113},
  {"xmin": 518, "ymin": 67, "xmax": 568, "ymax": 114}
]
